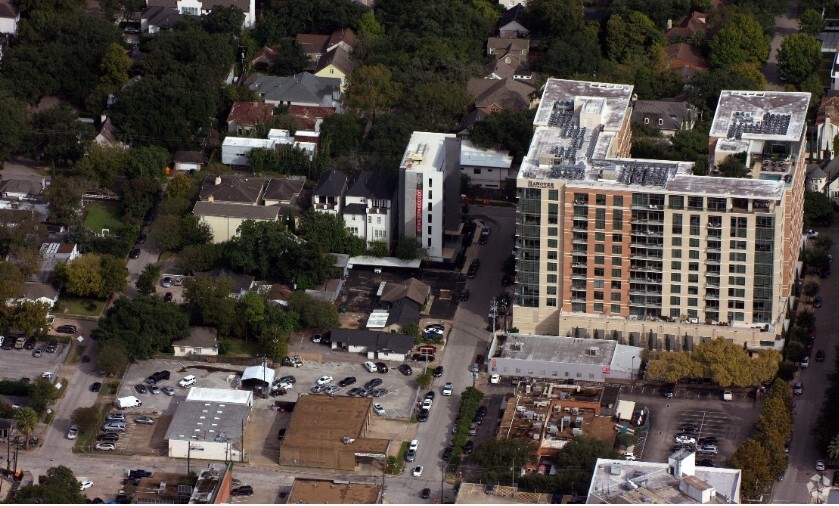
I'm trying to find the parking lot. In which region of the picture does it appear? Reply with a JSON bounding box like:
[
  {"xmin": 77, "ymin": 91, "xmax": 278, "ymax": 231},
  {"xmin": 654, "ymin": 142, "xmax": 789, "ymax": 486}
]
[
  {"xmin": 0, "ymin": 340, "xmax": 68, "ymax": 382},
  {"xmin": 618, "ymin": 384, "xmax": 761, "ymax": 465}
]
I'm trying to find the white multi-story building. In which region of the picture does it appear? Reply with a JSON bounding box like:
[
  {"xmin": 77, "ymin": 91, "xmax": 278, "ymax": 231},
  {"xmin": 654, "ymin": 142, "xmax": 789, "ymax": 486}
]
[
  {"xmin": 145, "ymin": 0, "xmax": 256, "ymax": 28},
  {"xmin": 398, "ymin": 132, "xmax": 461, "ymax": 263},
  {"xmin": 343, "ymin": 171, "xmax": 397, "ymax": 249}
]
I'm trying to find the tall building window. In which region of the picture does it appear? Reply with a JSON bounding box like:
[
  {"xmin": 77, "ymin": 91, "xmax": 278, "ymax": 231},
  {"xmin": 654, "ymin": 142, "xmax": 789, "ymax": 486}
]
[
  {"xmin": 613, "ymin": 209, "xmax": 623, "ymax": 229},
  {"xmin": 549, "ymin": 190, "xmax": 559, "ymax": 200},
  {"xmin": 595, "ymin": 208, "xmax": 606, "ymax": 229},
  {"xmin": 672, "ymin": 213, "xmax": 682, "ymax": 234},
  {"xmin": 596, "ymin": 194, "xmax": 606, "ymax": 205},
  {"xmin": 669, "ymin": 195, "xmax": 684, "ymax": 209},
  {"xmin": 613, "ymin": 195, "xmax": 623, "ymax": 207}
]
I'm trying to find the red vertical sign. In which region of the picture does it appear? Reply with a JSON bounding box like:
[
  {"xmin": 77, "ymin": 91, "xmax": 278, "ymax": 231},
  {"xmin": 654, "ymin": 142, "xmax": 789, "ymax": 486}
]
[{"xmin": 416, "ymin": 188, "xmax": 423, "ymax": 234}]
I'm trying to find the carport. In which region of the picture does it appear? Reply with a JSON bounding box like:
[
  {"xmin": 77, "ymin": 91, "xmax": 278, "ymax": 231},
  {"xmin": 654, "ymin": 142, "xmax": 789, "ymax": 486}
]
[{"xmin": 241, "ymin": 364, "xmax": 275, "ymax": 389}]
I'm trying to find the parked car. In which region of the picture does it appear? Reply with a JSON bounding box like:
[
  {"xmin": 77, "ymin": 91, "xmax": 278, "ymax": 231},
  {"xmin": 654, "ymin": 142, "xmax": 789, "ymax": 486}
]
[
  {"xmin": 129, "ymin": 248, "xmax": 141, "ymax": 259},
  {"xmin": 324, "ymin": 385, "xmax": 340, "ymax": 394},
  {"xmin": 412, "ymin": 466, "xmax": 424, "ymax": 477},
  {"xmin": 231, "ymin": 486, "xmax": 254, "ymax": 497},
  {"xmin": 413, "ymin": 353, "xmax": 435, "ymax": 362},
  {"xmin": 433, "ymin": 366, "xmax": 444, "ymax": 377},
  {"xmin": 664, "ymin": 383, "xmax": 676, "ymax": 398},
  {"xmin": 815, "ymin": 296, "xmax": 823, "ymax": 308},
  {"xmin": 675, "ymin": 434, "xmax": 696, "ymax": 445},
  {"xmin": 23, "ymin": 338, "xmax": 36, "ymax": 350},
  {"xmin": 490, "ymin": 374, "xmax": 500, "ymax": 384},
  {"xmin": 479, "ymin": 227, "xmax": 490, "ymax": 244},
  {"xmin": 364, "ymin": 378, "xmax": 383, "ymax": 389},
  {"xmin": 459, "ymin": 289, "xmax": 470, "ymax": 301},
  {"xmin": 722, "ymin": 390, "xmax": 733, "ymax": 401},
  {"xmin": 442, "ymin": 382, "xmax": 453, "ymax": 396},
  {"xmin": 406, "ymin": 449, "xmax": 417, "ymax": 462},
  {"xmin": 134, "ymin": 384, "xmax": 147, "ymax": 394},
  {"xmin": 801, "ymin": 356, "xmax": 810, "ymax": 369},
  {"xmin": 417, "ymin": 409, "xmax": 430, "ymax": 422},
  {"xmin": 467, "ymin": 259, "xmax": 480, "ymax": 278},
  {"xmin": 463, "ymin": 440, "xmax": 474, "ymax": 453},
  {"xmin": 90, "ymin": 382, "xmax": 101, "ymax": 392},
  {"xmin": 163, "ymin": 292, "xmax": 173, "ymax": 303},
  {"xmin": 442, "ymin": 447, "xmax": 452, "ymax": 460},
  {"xmin": 103, "ymin": 422, "xmax": 126, "ymax": 432},
  {"xmin": 370, "ymin": 388, "xmax": 388, "ymax": 397},
  {"xmin": 161, "ymin": 277, "xmax": 172, "ymax": 288},
  {"xmin": 422, "ymin": 398, "xmax": 433, "ymax": 410},
  {"xmin": 376, "ymin": 362, "xmax": 389, "ymax": 373},
  {"xmin": 421, "ymin": 488, "xmax": 431, "ymax": 499},
  {"xmin": 398, "ymin": 364, "xmax": 413, "ymax": 376},
  {"xmin": 149, "ymin": 385, "xmax": 160, "ymax": 395},
  {"xmin": 311, "ymin": 334, "xmax": 321, "ymax": 343},
  {"xmin": 817, "ymin": 460, "xmax": 826, "ymax": 472},
  {"xmin": 373, "ymin": 403, "xmax": 386, "ymax": 416},
  {"xmin": 339, "ymin": 377, "xmax": 357, "ymax": 387},
  {"xmin": 794, "ymin": 382, "xmax": 804, "ymax": 395},
  {"xmin": 55, "ymin": 325, "xmax": 77, "ymax": 334},
  {"xmin": 135, "ymin": 416, "xmax": 154, "ymax": 425},
  {"xmin": 105, "ymin": 413, "xmax": 125, "ymax": 422},
  {"xmin": 161, "ymin": 386, "xmax": 175, "ymax": 396},
  {"xmin": 277, "ymin": 428, "xmax": 286, "ymax": 441},
  {"xmin": 425, "ymin": 391, "xmax": 435, "ymax": 401},
  {"xmin": 816, "ymin": 349, "xmax": 826, "ymax": 362},
  {"xmin": 310, "ymin": 385, "xmax": 325, "ymax": 393},
  {"xmin": 67, "ymin": 425, "xmax": 79, "ymax": 440},
  {"xmin": 278, "ymin": 375, "xmax": 296, "ymax": 384},
  {"xmin": 80, "ymin": 479, "xmax": 94, "ymax": 490},
  {"xmin": 32, "ymin": 349, "xmax": 42, "ymax": 358},
  {"xmin": 96, "ymin": 433, "xmax": 119, "ymax": 442}
]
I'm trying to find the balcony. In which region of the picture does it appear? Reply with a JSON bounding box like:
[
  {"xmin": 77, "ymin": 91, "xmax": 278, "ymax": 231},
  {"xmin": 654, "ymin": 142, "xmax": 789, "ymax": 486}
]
[{"xmin": 706, "ymin": 241, "xmax": 721, "ymax": 252}]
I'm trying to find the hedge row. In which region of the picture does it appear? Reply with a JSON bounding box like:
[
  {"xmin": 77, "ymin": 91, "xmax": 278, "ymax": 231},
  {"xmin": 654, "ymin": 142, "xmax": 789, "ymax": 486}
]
[{"xmin": 447, "ymin": 387, "xmax": 484, "ymax": 467}]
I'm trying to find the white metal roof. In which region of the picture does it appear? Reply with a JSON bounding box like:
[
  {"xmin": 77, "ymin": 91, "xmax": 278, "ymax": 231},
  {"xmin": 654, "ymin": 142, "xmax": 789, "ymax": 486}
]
[
  {"xmin": 186, "ymin": 387, "xmax": 253, "ymax": 406},
  {"xmin": 366, "ymin": 310, "xmax": 389, "ymax": 329},
  {"xmin": 221, "ymin": 136, "xmax": 277, "ymax": 149},
  {"xmin": 241, "ymin": 365, "xmax": 275, "ymax": 386},
  {"xmin": 401, "ymin": 131, "xmax": 455, "ymax": 172},
  {"xmin": 615, "ymin": 400, "xmax": 635, "ymax": 421},
  {"xmin": 347, "ymin": 256, "xmax": 422, "ymax": 269}
]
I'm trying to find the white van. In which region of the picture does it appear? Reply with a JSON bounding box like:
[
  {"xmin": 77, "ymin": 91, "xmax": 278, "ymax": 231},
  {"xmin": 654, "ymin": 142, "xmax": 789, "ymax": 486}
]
[
  {"xmin": 115, "ymin": 396, "xmax": 142, "ymax": 409},
  {"xmin": 178, "ymin": 375, "xmax": 196, "ymax": 387},
  {"xmin": 363, "ymin": 361, "xmax": 378, "ymax": 373}
]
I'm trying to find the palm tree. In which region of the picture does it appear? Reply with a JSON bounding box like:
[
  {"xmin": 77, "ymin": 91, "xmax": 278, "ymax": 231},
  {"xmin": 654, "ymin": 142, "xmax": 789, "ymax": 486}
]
[
  {"xmin": 14, "ymin": 407, "xmax": 38, "ymax": 450},
  {"xmin": 828, "ymin": 434, "xmax": 839, "ymax": 461}
]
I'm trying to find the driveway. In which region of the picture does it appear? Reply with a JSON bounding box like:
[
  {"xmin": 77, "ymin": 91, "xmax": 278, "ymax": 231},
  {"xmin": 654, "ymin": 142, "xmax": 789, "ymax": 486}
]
[
  {"xmin": 124, "ymin": 227, "xmax": 160, "ymax": 297},
  {"xmin": 772, "ymin": 218, "xmax": 839, "ymax": 503},
  {"xmin": 762, "ymin": 0, "xmax": 799, "ymax": 90},
  {"xmin": 383, "ymin": 205, "xmax": 515, "ymax": 504}
]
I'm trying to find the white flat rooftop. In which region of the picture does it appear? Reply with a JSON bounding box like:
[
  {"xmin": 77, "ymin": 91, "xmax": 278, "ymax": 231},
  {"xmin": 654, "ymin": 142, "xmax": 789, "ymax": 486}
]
[
  {"xmin": 401, "ymin": 131, "xmax": 455, "ymax": 172},
  {"xmin": 221, "ymin": 137, "xmax": 277, "ymax": 148},
  {"xmin": 186, "ymin": 387, "xmax": 253, "ymax": 405},
  {"xmin": 460, "ymin": 140, "xmax": 512, "ymax": 169},
  {"xmin": 710, "ymin": 90, "xmax": 810, "ymax": 142}
]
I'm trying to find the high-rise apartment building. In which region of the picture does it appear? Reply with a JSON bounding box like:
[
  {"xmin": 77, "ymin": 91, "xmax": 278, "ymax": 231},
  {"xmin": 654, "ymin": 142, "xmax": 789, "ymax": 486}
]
[{"xmin": 512, "ymin": 79, "xmax": 810, "ymax": 351}]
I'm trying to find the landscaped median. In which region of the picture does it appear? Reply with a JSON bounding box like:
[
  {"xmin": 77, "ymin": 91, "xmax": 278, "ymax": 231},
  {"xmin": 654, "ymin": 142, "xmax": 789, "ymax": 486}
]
[{"xmin": 447, "ymin": 387, "xmax": 484, "ymax": 468}]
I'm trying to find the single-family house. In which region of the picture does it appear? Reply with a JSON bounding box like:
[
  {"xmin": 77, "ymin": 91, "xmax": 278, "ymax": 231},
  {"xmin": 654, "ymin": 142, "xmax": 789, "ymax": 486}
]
[
  {"xmin": 631, "ymin": 100, "xmax": 697, "ymax": 137},
  {"xmin": 378, "ymin": 278, "xmax": 430, "ymax": 308},
  {"xmin": 312, "ymin": 169, "xmax": 347, "ymax": 215},
  {"xmin": 295, "ymin": 28, "xmax": 356, "ymax": 65},
  {"xmin": 246, "ymin": 73, "xmax": 342, "ymax": 109},
  {"xmin": 251, "ymin": 45, "xmax": 280, "ymax": 72},
  {"xmin": 0, "ymin": 0, "xmax": 19, "ymax": 35},
  {"xmin": 263, "ymin": 176, "xmax": 305, "ymax": 207},
  {"xmin": 144, "ymin": 0, "xmax": 256, "ymax": 28},
  {"xmin": 831, "ymin": 53, "xmax": 839, "ymax": 91},
  {"xmin": 459, "ymin": 139, "xmax": 513, "ymax": 189},
  {"xmin": 485, "ymin": 54, "xmax": 532, "ymax": 81},
  {"xmin": 824, "ymin": 158, "xmax": 839, "ymax": 204},
  {"xmin": 487, "ymin": 37, "xmax": 528, "ymax": 57},
  {"xmin": 467, "ymin": 78, "xmax": 536, "ymax": 114},
  {"xmin": 806, "ymin": 164, "xmax": 828, "ymax": 193},
  {"xmin": 172, "ymin": 151, "xmax": 204, "ymax": 172},
  {"xmin": 314, "ymin": 47, "xmax": 354, "ymax": 90},
  {"xmin": 384, "ymin": 299, "xmax": 421, "ymax": 329},
  {"xmin": 328, "ymin": 328, "xmax": 414, "ymax": 362},
  {"xmin": 194, "ymin": 269, "xmax": 256, "ymax": 299},
  {"xmin": 665, "ymin": 43, "xmax": 708, "ymax": 80},
  {"xmin": 193, "ymin": 202, "xmax": 279, "ymax": 242},
  {"xmin": 226, "ymin": 101, "xmax": 275, "ymax": 135},
  {"xmin": 817, "ymin": 94, "xmax": 839, "ymax": 159},
  {"xmin": 39, "ymin": 243, "xmax": 79, "ymax": 282},
  {"xmin": 457, "ymin": 109, "xmax": 487, "ymax": 138},
  {"xmin": 497, "ymin": 4, "xmax": 529, "ymax": 39},
  {"xmin": 94, "ymin": 117, "xmax": 126, "ymax": 149},
  {"xmin": 173, "ymin": 326, "xmax": 219, "ymax": 357},
  {"xmin": 20, "ymin": 283, "xmax": 58, "ymax": 308},
  {"xmin": 0, "ymin": 178, "xmax": 46, "ymax": 201},
  {"xmin": 199, "ymin": 175, "xmax": 266, "ymax": 205},
  {"xmin": 140, "ymin": 5, "xmax": 180, "ymax": 33}
]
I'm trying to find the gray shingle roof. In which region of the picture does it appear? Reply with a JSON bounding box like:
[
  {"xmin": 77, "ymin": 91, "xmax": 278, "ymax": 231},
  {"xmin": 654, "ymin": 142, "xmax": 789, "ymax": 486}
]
[
  {"xmin": 246, "ymin": 73, "xmax": 341, "ymax": 108},
  {"xmin": 199, "ymin": 175, "xmax": 266, "ymax": 204},
  {"xmin": 385, "ymin": 299, "xmax": 421, "ymax": 327},
  {"xmin": 631, "ymin": 100, "xmax": 694, "ymax": 131},
  {"xmin": 192, "ymin": 201, "xmax": 279, "ymax": 221},
  {"xmin": 313, "ymin": 169, "xmax": 347, "ymax": 197},
  {"xmin": 264, "ymin": 177, "xmax": 305, "ymax": 203},
  {"xmin": 498, "ymin": 4, "xmax": 526, "ymax": 30},
  {"xmin": 343, "ymin": 203, "xmax": 366, "ymax": 215},
  {"xmin": 346, "ymin": 171, "xmax": 397, "ymax": 200}
]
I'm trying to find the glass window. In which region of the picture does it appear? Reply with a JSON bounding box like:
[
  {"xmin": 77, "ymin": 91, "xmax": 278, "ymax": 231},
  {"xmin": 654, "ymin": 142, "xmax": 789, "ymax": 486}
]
[
  {"xmin": 594, "ymin": 291, "xmax": 604, "ymax": 300},
  {"xmin": 611, "ymin": 292, "xmax": 621, "ymax": 301},
  {"xmin": 613, "ymin": 195, "xmax": 623, "ymax": 206},
  {"xmin": 595, "ymin": 244, "xmax": 605, "ymax": 253},
  {"xmin": 670, "ymin": 296, "xmax": 680, "ymax": 305},
  {"xmin": 611, "ymin": 304, "xmax": 621, "ymax": 313},
  {"xmin": 672, "ymin": 237, "xmax": 681, "ymax": 246},
  {"xmin": 548, "ymin": 239, "xmax": 558, "ymax": 248},
  {"xmin": 548, "ymin": 190, "xmax": 558, "ymax": 200},
  {"xmin": 548, "ymin": 262, "xmax": 557, "ymax": 271},
  {"xmin": 547, "ymin": 298, "xmax": 557, "ymax": 307},
  {"xmin": 547, "ymin": 274, "xmax": 557, "ymax": 283},
  {"xmin": 669, "ymin": 195, "xmax": 684, "ymax": 209},
  {"xmin": 612, "ymin": 257, "xmax": 622, "ymax": 266},
  {"xmin": 671, "ymin": 273, "xmax": 681, "ymax": 282},
  {"xmin": 595, "ymin": 232, "xmax": 605, "ymax": 241},
  {"xmin": 612, "ymin": 233, "xmax": 623, "ymax": 242},
  {"xmin": 612, "ymin": 268, "xmax": 621, "ymax": 277},
  {"xmin": 596, "ymin": 194, "xmax": 606, "ymax": 205},
  {"xmin": 595, "ymin": 256, "xmax": 604, "ymax": 265},
  {"xmin": 594, "ymin": 268, "xmax": 605, "ymax": 276},
  {"xmin": 593, "ymin": 303, "xmax": 603, "ymax": 312}
]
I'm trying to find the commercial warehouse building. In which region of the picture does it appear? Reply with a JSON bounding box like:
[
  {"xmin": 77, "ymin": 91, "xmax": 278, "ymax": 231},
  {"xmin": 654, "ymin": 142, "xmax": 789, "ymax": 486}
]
[
  {"xmin": 165, "ymin": 388, "xmax": 252, "ymax": 462},
  {"xmin": 278, "ymin": 395, "xmax": 389, "ymax": 471},
  {"xmin": 512, "ymin": 79, "xmax": 810, "ymax": 350}
]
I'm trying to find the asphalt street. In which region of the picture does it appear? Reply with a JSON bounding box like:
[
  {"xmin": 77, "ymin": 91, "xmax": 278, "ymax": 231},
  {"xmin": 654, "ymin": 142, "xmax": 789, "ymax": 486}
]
[
  {"xmin": 382, "ymin": 205, "xmax": 515, "ymax": 504},
  {"xmin": 762, "ymin": 0, "xmax": 799, "ymax": 91},
  {"xmin": 772, "ymin": 219, "xmax": 838, "ymax": 504}
]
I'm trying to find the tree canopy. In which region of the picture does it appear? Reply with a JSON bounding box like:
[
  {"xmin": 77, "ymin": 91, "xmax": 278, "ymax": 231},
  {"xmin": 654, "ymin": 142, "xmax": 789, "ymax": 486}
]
[
  {"xmin": 778, "ymin": 34, "xmax": 822, "ymax": 85},
  {"xmin": 92, "ymin": 296, "xmax": 190, "ymax": 359},
  {"xmin": 11, "ymin": 465, "xmax": 87, "ymax": 504},
  {"xmin": 709, "ymin": 13, "xmax": 770, "ymax": 68},
  {"xmin": 646, "ymin": 339, "xmax": 781, "ymax": 387}
]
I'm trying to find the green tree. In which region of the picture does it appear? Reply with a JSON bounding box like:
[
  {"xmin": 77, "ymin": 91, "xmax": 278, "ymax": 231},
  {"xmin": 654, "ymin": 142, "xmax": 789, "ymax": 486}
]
[
  {"xmin": 400, "ymin": 81, "xmax": 470, "ymax": 132},
  {"xmin": 804, "ymin": 190, "xmax": 836, "ymax": 228},
  {"xmin": 519, "ymin": 436, "xmax": 619, "ymax": 494},
  {"xmin": 92, "ymin": 296, "xmax": 190, "ymax": 359},
  {"xmin": 136, "ymin": 263, "xmax": 161, "ymax": 296},
  {"xmin": 64, "ymin": 254, "xmax": 104, "ymax": 298},
  {"xmin": 799, "ymin": 8, "xmax": 825, "ymax": 36},
  {"xmin": 288, "ymin": 292, "xmax": 339, "ymax": 330},
  {"xmin": 121, "ymin": 178, "xmax": 161, "ymax": 223},
  {"xmin": 778, "ymin": 34, "xmax": 822, "ymax": 85},
  {"xmin": 538, "ymin": 29, "xmax": 603, "ymax": 79},
  {"xmin": 125, "ymin": 146, "xmax": 170, "ymax": 181},
  {"xmin": 96, "ymin": 341, "xmax": 129, "ymax": 376},
  {"xmin": 150, "ymin": 215, "xmax": 183, "ymax": 252},
  {"xmin": 166, "ymin": 174, "xmax": 194, "ymax": 199},
  {"xmin": 268, "ymin": 40, "xmax": 311, "ymax": 76},
  {"xmin": 469, "ymin": 109, "xmax": 537, "ymax": 161},
  {"xmin": 0, "ymin": 262, "xmax": 25, "ymax": 303},
  {"xmin": 99, "ymin": 254, "xmax": 128, "ymax": 297},
  {"xmin": 828, "ymin": 434, "xmax": 839, "ymax": 460},
  {"xmin": 803, "ymin": 280, "xmax": 819, "ymax": 297},
  {"xmin": 525, "ymin": 0, "xmax": 584, "ymax": 37},
  {"xmin": 718, "ymin": 152, "xmax": 748, "ymax": 178},
  {"xmin": 727, "ymin": 439, "xmax": 773, "ymax": 499},
  {"xmin": 726, "ymin": 63, "xmax": 767, "ymax": 90},
  {"xmin": 395, "ymin": 237, "xmax": 422, "ymax": 260},
  {"xmin": 367, "ymin": 241, "xmax": 389, "ymax": 257},
  {"xmin": 176, "ymin": 243, "xmax": 224, "ymax": 274},
  {"xmin": 606, "ymin": 12, "xmax": 665, "ymax": 64},
  {"xmin": 800, "ymin": 72, "xmax": 825, "ymax": 111},
  {"xmin": 201, "ymin": 4, "xmax": 245, "ymax": 37},
  {"xmin": 71, "ymin": 406, "xmax": 100, "ymax": 435},
  {"xmin": 344, "ymin": 64, "xmax": 402, "ymax": 123},
  {"xmin": 12, "ymin": 465, "xmax": 87, "ymax": 504},
  {"xmin": 474, "ymin": 439, "xmax": 538, "ymax": 485},
  {"xmin": 183, "ymin": 276, "xmax": 237, "ymax": 335},
  {"xmin": 297, "ymin": 211, "xmax": 366, "ymax": 256},
  {"xmin": 99, "ymin": 42, "xmax": 132, "ymax": 89},
  {"xmin": 416, "ymin": 369, "xmax": 433, "ymax": 389},
  {"xmin": 15, "ymin": 407, "xmax": 39, "ymax": 449},
  {"xmin": 357, "ymin": 11, "xmax": 384, "ymax": 37},
  {"xmin": 319, "ymin": 114, "xmax": 363, "ymax": 158},
  {"xmin": 0, "ymin": 93, "xmax": 32, "ymax": 162},
  {"xmin": 709, "ymin": 13, "xmax": 770, "ymax": 68},
  {"xmin": 74, "ymin": 144, "xmax": 129, "ymax": 187},
  {"xmin": 43, "ymin": 176, "xmax": 85, "ymax": 225},
  {"xmin": 28, "ymin": 378, "xmax": 58, "ymax": 415},
  {"xmin": 401, "ymin": 322, "xmax": 421, "ymax": 342},
  {"xmin": 12, "ymin": 301, "xmax": 51, "ymax": 337},
  {"xmin": 30, "ymin": 105, "xmax": 95, "ymax": 166}
]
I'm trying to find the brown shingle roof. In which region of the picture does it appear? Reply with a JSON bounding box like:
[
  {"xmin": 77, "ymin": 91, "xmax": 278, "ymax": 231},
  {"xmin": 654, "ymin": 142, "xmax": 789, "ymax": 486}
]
[
  {"xmin": 286, "ymin": 105, "xmax": 335, "ymax": 131},
  {"xmin": 251, "ymin": 46, "xmax": 280, "ymax": 71},
  {"xmin": 192, "ymin": 201, "xmax": 279, "ymax": 220},
  {"xmin": 666, "ymin": 11, "xmax": 708, "ymax": 40},
  {"xmin": 295, "ymin": 34, "xmax": 331, "ymax": 56},
  {"xmin": 227, "ymin": 102, "xmax": 275, "ymax": 130},
  {"xmin": 199, "ymin": 175, "xmax": 266, "ymax": 204},
  {"xmin": 316, "ymin": 46, "xmax": 354, "ymax": 76},
  {"xmin": 467, "ymin": 78, "xmax": 535, "ymax": 112},
  {"xmin": 379, "ymin": 278, "xmax": 430, "ymax": 306},
  {"xmin": 487, "ymin": 37, "xmax": 529, "ymax": 55},
  {"xmin": 817, "ymin": 95, "xmax": 839, "ymax": 125},
  {"xmin": 178, "ymin": 326, "xmax": 218, "ymax": 349},
  {"xmin": 173, "ymin": 150, "xmax": 203, "ymax": 164}
]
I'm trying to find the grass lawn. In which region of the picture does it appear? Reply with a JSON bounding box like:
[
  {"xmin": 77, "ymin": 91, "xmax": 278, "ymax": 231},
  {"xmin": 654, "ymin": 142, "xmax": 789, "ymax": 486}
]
[
  {"xmin": 224, "ymin": 339, "xmax": 262, "ymax": 356},
  {"xmin": 387, "ymin": 441, "xmax": 410, "ymax": 475},
  {"xmin": 83, "ymin": 202, "xmax": 123, "ymax": 234},
  {"xmin": 56, "ymin": 296, "xmax": 107, "ymax": 317}
]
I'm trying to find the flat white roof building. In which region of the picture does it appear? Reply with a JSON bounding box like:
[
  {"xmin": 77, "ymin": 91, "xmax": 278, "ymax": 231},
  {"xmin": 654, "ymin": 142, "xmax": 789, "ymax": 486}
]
[{"xmin": 460, "ymin": 139, "xmax": 513, "ymax": 189}]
